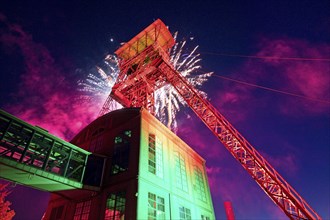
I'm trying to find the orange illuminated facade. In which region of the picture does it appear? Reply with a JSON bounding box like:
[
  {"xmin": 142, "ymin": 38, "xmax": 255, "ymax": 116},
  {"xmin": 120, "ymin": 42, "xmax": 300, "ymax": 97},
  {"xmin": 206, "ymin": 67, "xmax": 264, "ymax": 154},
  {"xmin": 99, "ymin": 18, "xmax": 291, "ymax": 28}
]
[{"xmin": 44, "ymin": 108, "xmax": 215, "ymax": 219}]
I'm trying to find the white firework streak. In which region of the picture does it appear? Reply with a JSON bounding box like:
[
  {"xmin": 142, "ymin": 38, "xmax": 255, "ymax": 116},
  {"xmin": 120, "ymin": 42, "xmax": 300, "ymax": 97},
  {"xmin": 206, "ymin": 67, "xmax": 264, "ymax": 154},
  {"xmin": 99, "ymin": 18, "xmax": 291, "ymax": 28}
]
[
  {"xmin": 77, "ymin": 55, "xmax": 120, "ymax": 110},
  {"xmin": 78, "ymin": 34, "xmax": 212, "ymax": 131},
  {"xmin": 155, "ymin": 32, "xmax": 213, "ymax": 132}
]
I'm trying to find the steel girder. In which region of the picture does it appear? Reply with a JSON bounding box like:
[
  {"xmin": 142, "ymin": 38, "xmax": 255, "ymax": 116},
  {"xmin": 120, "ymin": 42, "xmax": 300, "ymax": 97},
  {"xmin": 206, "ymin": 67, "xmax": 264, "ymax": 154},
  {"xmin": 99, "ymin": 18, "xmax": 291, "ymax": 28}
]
[
  {"xmin": 107, "ymin": 44, "xmax": 168, "ymax": 116},
  {"xmin": 105, "ymin": 20, "xmax": 321, "ymax": 219},
  {"xmin": 157, "ymin": 61, "xmax": 321, "ymax": 220}
]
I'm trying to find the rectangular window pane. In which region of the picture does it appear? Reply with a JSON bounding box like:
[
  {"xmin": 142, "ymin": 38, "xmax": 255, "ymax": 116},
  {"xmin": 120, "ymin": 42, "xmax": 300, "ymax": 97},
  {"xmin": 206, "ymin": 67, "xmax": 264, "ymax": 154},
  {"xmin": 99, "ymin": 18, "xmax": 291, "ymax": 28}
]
[
  {"xmin": 155, "ymin": 140, "xmax": 163, "ymax": 178},
  {"xmin": 148, "ymin": 134, "xmax": 156, "ymax": 174},
  {"xmin": 201, "ymin": 215, "xmax": 210, "ymax": 220},
  {"xmin": 194, "ymin": 166, "xmax": 207, "ymax": 202},
  {"xmin": 148, "ymin": 134, "xmax": 163, "ymax": 178},
  {"xmin": 148, "ymin": 192, "xmax": 165, "ymax": 220},
  {"xmin": 175, "ymin": 152, "xmax": 188, "ymax": 191},
  {"xmin": 105, "ymin": 191, "xmax": 126, "ymax": 220},
  {"xmin": 111, "ymin": 131, "xmax": 131, "ymax": 175},
  {"xmin": 74, "ymin": 200, "xmax": 91, "ymax": 220},
  {"xmin": 179, "ymin": 206, "xmax": 191, "ymax": 220}
]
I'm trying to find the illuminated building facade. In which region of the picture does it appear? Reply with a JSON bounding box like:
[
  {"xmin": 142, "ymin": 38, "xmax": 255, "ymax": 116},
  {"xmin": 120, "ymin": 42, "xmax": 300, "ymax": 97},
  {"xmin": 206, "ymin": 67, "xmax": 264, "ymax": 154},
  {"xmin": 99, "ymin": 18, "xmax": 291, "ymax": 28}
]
[{"xmin": 44, "ymin": 108, "xmax": 215, "ymax": 219}]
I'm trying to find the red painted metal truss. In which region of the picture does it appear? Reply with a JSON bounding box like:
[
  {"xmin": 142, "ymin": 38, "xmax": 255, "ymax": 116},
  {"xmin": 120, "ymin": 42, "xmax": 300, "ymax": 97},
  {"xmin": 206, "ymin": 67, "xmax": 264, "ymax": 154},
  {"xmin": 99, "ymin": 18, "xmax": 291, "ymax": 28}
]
[
  {"xmin": 158, "ymin": 61, "xmax": 321, "ymax": 220},
  {"xmin": 109, "ymin": 44, "xmax": 169, "ymax": 115},
  {"xmin": 101, "ymin": 19, "xmax": 321, "ymax": 220}
]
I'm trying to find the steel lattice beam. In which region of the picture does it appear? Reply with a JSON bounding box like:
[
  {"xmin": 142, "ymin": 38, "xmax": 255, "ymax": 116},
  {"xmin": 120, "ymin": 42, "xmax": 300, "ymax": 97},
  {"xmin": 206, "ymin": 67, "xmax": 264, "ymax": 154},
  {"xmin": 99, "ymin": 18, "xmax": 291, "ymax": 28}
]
[
  {"xmin": 104, "ymin": 19, "xmax": 322, "ymax": 220},
  {"xmin": 157, "ymin": 61, "xmax": 321, "ymax": 220}
]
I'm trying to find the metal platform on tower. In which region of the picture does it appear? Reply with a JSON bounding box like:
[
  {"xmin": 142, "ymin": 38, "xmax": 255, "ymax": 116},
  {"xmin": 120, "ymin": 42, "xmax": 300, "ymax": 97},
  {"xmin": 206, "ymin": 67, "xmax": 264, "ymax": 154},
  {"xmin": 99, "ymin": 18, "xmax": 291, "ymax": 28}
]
[{"xmin": 0, "ymin": 110, "xmax": 91, "ymax": 191}]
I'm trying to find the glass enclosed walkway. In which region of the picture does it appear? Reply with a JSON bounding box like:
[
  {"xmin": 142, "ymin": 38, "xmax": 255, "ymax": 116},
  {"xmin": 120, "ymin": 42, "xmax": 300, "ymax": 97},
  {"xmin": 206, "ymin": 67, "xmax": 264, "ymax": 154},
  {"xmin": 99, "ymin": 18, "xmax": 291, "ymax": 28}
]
[{"xmin": 0, "ymin": 110, "xmax": 91, "ymax": 191}]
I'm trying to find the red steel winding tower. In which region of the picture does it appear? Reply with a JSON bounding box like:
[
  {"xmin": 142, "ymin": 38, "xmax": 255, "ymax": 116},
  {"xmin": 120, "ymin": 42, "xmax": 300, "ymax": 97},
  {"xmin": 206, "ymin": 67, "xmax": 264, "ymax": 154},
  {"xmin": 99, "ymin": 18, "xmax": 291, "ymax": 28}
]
[{"xmin": 100, "ymin": 19, "xmax": 321, "ymax": 220}]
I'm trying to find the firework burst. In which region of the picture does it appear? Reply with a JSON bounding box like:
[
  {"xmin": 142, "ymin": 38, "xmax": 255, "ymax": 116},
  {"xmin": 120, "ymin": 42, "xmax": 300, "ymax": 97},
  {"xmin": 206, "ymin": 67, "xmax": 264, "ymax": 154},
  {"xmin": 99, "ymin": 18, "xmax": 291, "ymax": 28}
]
[
  {"xmin": 155, "ymin": 32, "xmax": 213, "ymax": 131},
  {"xmin": 78, "ymin": 33, "xmax": 212, "ymax": 131},
  {"xmin": 77, "ymin": 55, "xmax": 121, "ymax": 111}
]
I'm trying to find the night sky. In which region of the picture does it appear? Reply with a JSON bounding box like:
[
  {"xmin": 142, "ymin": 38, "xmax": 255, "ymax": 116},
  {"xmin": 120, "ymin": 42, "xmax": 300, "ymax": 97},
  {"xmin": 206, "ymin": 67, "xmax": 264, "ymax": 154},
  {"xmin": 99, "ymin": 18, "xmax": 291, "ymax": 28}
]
[{"xmin": 0, "ymin": 1, "xmax": 329, "ymax": 219}]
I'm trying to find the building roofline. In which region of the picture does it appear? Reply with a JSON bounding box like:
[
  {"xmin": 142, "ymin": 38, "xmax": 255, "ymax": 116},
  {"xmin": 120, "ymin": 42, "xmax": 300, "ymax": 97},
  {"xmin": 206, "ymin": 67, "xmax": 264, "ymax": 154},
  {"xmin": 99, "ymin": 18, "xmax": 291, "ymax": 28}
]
[{"xmin": 140, "ymin": 108, "xmax": 206, "ymax": 163}]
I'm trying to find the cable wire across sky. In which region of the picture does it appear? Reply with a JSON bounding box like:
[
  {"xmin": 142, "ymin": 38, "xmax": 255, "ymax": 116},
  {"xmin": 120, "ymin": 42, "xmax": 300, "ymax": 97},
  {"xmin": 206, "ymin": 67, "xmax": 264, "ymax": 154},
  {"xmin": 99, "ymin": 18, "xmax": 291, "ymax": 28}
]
[
  {"xmin": 212, "ymin": 73, "xmax": 330, "ymax": 104},
  {"xmin": 201, "ymin": 52, "xmax": 330, "ymax": 62},
  {"xmin": 197, "ymin": 51, "xmax": 329, "ymax": 104}
]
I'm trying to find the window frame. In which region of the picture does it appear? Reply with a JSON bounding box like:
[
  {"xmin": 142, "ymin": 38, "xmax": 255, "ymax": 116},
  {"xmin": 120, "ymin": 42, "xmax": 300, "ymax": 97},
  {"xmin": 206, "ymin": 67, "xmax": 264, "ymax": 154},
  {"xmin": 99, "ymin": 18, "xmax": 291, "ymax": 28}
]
[
  {"xmin": 174, "ymin": 152, "xmax": 188, "ymax": 192},
  {"xmin": 148, "ymin": 192, "xmax": 165, "ymax": 220},
  {"xmin": 73, "ymin": 200, "xmax": 92, "ymax": 220},
  {"xmin": 194, "ymin": 166, "xmax": 207, "ymax": 202},
  {"xmin": 104, "ymin": 191, "xmax": 126, "ymax": 220},
  {"xmin": 201, "ymin": 214, "xmax": 210, "ymax": 220},
  {"xmin": 179, "ymin": 206, "xmax": 191, "ymax": 220},
  {"xmin": 148, "ymin": 134, "xmax": 163, "ymax": 178},
  {"xmin": 110, "ymin": 130, "xmax": 131, "ymax": 175}
]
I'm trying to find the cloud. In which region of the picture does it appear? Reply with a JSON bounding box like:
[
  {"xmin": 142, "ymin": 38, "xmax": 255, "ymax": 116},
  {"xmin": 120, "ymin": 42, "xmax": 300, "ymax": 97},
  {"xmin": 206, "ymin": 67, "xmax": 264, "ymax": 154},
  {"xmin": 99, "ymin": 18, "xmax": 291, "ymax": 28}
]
[
  {"xmin": 177, "ymin": 113, "xmax": 224, "ymax": 160},
  {"xmin": 255, "ymin": 38, "xmax": 330, "ymax": 115},
  {"xmin": 206, "ymin": 162, "xmax": 287, "ymax": 219},
  {"xmin": 262, "ymin": 151, "xmax": 299, "ymax": 176},
  {"xmin": 212, "ymin": 37, "xmax": 330, "ymax": 119},
  {"xmin": 213, "ymin": 86, "xmax": 255, "ymax": 123},
  {"xmin": 0, "ymin": 15, "xmax": 99, "ymax": 140},
  {"xmin": 205, "ymin": 166, "xmax": 222, "ymax": 196}
]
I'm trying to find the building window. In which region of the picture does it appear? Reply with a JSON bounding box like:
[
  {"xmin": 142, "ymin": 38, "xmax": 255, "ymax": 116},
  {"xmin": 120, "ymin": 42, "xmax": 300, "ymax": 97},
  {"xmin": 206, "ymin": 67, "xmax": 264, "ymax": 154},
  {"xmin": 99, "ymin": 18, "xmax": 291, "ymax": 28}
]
[
  {"xmin": 124, "ymin": 130, "xmax": 131, "ymax": 137},
  {"xmin": 50, "ymin": 205, "xmax": 64, "ymax": 220},
  {"xmin": 148, "ymin": 134, "xmax": 156, "ymax": 174},
  {"xmin": 111, "ymin": 130, "xmax": 131, "ymax": 174},
  {"xmin": 104, "ymin": 191, "xmax": 126, "ymax": 220},
  {"xmin": 194, "ymin": 166, "xmax": 207, "ymax": 202},
  {"xmin": 174, "ymin": 152, "xmax": 188, "ymax": 192},
  {"xmin": 179, "ymin": 206, "xmax": 191, "ymax": 220},
  {"xmin": 201, "ymin": 215, "xmax": 210, "ymax": 220},
  {"xmin": 148, "ymin": 134, "xmax": 163, "ymax": 178},
  {"xmin": 148, "ymin": 192, "xmax": 165, "ymax": 220},
  {"xmin": 74, "ymin": 200, "xmax": 91, "ymax": 220}
]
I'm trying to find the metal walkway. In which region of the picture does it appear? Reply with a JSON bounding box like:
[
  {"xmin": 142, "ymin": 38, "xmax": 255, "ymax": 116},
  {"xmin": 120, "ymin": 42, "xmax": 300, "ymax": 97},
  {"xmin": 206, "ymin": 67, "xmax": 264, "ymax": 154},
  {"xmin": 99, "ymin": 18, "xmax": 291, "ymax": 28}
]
[{"xmin": 0, "ymin": 110, "xmax": 91, "ymax": 191}]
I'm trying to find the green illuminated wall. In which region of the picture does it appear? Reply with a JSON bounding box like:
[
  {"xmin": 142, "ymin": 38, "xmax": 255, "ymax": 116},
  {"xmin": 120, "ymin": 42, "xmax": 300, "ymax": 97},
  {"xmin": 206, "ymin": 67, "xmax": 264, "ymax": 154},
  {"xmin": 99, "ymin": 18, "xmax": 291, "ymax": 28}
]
[
  {"xmin": 42, "ymin": 108, "xmax": 215, "ymax": 219},
  {"xmin": 137, "ymin": 109, "xmax": 215, "ymax": 219}
]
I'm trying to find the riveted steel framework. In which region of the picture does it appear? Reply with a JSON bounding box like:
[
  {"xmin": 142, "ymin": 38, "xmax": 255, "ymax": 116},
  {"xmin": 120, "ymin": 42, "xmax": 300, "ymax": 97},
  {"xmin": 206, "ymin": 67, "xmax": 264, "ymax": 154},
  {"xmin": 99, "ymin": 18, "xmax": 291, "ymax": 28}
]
[
  {"xmin": 103, "ymin": 19, "xmax": 322, "ymax": 220},
  {"xmin": 0, "ymin": 110, "xmax": 90, "ymax": 191}
]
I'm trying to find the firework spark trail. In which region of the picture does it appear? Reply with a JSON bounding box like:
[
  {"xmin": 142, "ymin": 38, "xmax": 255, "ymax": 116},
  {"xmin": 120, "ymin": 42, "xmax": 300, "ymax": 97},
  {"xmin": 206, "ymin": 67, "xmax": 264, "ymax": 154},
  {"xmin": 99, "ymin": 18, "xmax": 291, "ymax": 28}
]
[
  {"xmin": 155, "ymin": 32, "xmax": 213, "ymax": 131},
  {"xmin": 77, "ymin": 55, "xmax": 120, "ymax": 106},
  {"xmin": 78, "ymin": 33, "xmax": 212, "ymax": 131}
]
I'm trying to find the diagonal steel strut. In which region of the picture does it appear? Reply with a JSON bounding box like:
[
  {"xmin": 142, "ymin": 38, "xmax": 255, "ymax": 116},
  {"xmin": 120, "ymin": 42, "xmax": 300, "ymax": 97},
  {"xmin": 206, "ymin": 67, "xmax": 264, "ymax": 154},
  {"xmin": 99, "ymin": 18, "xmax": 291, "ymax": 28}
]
[
  {"xmin": 157, "ymin": 61, "xmax": 321, "ymax": 220},
  {"xmin": 106, "ymin": 19, "xmax": 321, "ymax": 220}
]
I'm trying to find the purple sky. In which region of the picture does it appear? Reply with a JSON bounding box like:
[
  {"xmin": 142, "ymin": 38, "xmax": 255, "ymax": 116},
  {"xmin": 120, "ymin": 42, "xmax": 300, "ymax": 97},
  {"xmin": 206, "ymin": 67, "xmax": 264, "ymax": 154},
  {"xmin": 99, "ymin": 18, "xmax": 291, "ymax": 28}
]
[{"xmin": 0, "ymin": 1, "xmax": 329, "ymax": 219}]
